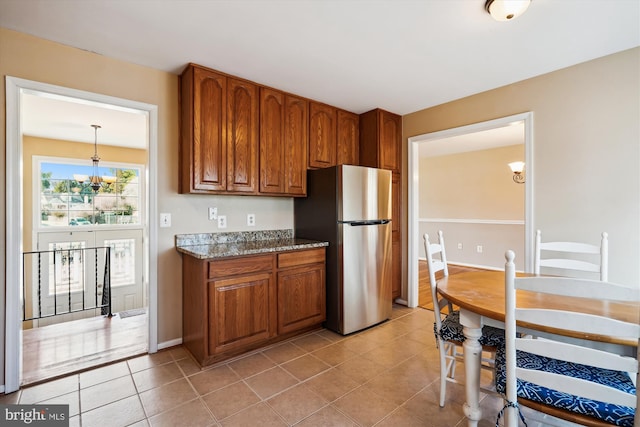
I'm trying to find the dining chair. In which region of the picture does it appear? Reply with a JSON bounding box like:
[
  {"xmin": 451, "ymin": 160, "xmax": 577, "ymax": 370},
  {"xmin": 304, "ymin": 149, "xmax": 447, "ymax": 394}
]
[
  {"xmin": 534, "ymin": 229, "xmax": 608, "ymax": 280},
  {"xmin": 497, "ymin": 250, "xmax": 639, "ymax": 427},
  {"xmin": 423, "ymin": 231, "xmax": 504, "ymax": 407}
]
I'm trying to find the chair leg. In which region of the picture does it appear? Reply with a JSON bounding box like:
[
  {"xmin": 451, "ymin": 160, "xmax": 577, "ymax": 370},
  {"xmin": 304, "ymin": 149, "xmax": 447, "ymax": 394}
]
[
  {"xmin": 449, "ymin": 344, "xmax": 457, "ymax": 378},
  {"xmin": 438, "ymin": 339, "xmax": 448, "ymax": 407}
]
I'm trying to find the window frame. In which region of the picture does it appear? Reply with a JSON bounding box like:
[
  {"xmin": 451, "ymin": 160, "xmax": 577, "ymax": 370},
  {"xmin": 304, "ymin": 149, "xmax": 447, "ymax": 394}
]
[{"xmin": 34, "ymin": 156, "xmax": 145, "ymax": 231}]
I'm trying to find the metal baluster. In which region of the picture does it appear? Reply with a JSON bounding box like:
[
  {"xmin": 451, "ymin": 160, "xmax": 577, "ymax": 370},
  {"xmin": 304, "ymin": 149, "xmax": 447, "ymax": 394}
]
[
  {"xmin": 81, "ymin": 247, "xmax": 86, "ymax": 312},
  {"xmin": 106, "ymin": 247, "xmax": 112, "ymax": 317},
  {"xmin": 53, "ymin": 248, "xmax": 57, "ymax": 316},
  {"xmin": 22, "ymin": 253, "xmax": 26, "ymax": 321},
  {"xmin": 67, "ymin": 248, "xmax": 72, "ymax": 315},
  {"xmin": 95, "ymin": 247, "xmax": 99, "ymax": 310},
  {"xmin": 37, "ymin": 252, "xmax": 42, "ymax": 320}
]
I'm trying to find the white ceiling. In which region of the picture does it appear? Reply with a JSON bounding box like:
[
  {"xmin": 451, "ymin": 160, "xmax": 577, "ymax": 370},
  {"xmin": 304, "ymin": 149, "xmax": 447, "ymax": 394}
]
[
  {"xmin": 419, "ymin": 122, "xmax": 524, "ymax": 158},
  {"xmin": 2, "ymin": 0, "xmax": 639, "ymax": 148},
  {"xmin": 21, "ymin": 91, "xmax": 148, "ymax": 148}
]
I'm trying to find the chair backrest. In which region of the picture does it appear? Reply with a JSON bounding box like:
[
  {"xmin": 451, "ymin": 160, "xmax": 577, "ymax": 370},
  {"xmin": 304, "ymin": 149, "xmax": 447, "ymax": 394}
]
[
  {"xmin": 424, "ymin": 230, "xmax": 449, "ymax": 287},
  {"xmin": 534, "ymin": 229, "xmax": 608, "ymax": 281},
  {"xmin": 424, "ymin": 231, "xmax": 450, "ymax": 321},
  {"xmin": 504, "ymin": 250, "xmax": 639, "ymax": 425}
]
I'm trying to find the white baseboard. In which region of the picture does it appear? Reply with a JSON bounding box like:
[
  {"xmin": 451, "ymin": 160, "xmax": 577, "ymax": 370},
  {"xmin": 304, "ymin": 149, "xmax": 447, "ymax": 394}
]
[
  {"xmin": 158, "ymin": 338, "xmax": 182, "ymax": 350},
  {"xmin": 0, "ymin": 385, "xmax": 4, "ymax": 393},
  {"xmin": 394, "ymin": 298, "xmax": 408, "ymax": 306}
]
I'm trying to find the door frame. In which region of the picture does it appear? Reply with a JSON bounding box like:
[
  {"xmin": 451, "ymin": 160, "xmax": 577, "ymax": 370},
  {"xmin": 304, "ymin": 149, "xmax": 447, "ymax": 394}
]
[
  {"xmin": 5, "ymin": 76, "xmax": 159, "ymax": 393},
  {"xmin": 406, "ymin": 112, "xmax": 533, "ymax": 308}
]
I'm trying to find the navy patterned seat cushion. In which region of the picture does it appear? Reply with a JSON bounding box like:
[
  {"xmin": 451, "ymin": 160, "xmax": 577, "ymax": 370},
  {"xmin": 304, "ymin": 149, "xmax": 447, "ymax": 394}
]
[
  {"xmin": 495, "ymin": 344, "xmax": 636, "ymax": 427},
  {"xmin": 434, "ymin": 310, "xmax": 504, "ymax": 347}
]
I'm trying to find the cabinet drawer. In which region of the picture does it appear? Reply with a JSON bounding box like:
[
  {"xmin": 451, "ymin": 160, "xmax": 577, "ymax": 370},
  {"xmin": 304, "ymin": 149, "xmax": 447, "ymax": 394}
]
[
  {"xmin": 208, "ymin": 255, "xmax": 274, "ymax": 279},
  {"xmin": 278, "ymin": 248, "xmax": 325, "ymax": 269}
]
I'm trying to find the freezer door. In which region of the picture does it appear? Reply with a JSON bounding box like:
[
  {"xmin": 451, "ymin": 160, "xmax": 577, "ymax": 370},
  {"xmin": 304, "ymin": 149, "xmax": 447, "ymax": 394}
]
[
  {"xmin": 341, "ymin": 221, "xmax": 392, "ymax": 334},
  {"xmin": 339, "ymin": 165, "xmax": 391, "ymax": 222}
]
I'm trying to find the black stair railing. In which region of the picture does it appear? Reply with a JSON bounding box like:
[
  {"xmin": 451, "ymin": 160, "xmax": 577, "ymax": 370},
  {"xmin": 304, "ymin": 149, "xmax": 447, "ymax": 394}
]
[{"xmin": 22, "ymin": 246, "xmax": 112, "ymax": 322}]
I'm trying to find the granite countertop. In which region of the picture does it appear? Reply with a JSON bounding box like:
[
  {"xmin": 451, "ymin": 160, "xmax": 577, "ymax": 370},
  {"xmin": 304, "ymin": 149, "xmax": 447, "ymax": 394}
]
[{"xmin": 175, "ymin": 229, "xmax": 328, "ymax": 260}]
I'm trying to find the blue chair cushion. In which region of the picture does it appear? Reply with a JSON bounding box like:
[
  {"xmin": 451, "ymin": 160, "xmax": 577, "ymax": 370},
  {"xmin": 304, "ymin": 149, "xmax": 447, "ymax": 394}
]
[
  {"xmin": 495, "ymin": 344, "xmax": 636, "ymax": 427},
  {"xmin": 434, "ymin": 310, "xmax": 505, "ymax": 347}
]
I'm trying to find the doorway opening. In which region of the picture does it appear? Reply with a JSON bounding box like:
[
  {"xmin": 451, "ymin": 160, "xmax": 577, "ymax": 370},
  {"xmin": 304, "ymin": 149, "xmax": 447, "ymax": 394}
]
[
  {"xmin": 407, "ymin": 112, "xmax": 533, "ymax": 308},
  {"xmin": 5, "ymin": 77, "xmax": 159, "ymax": 392}
]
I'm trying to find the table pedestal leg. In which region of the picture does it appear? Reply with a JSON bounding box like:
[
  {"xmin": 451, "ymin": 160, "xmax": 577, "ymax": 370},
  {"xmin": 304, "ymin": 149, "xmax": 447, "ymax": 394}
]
[{"xmin": 462, "ymin": 321, "xmax": 483, "ymax": 427}]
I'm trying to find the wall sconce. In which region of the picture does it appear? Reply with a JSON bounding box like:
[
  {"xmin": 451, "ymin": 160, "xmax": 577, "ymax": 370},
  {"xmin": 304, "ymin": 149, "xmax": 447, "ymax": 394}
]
[
  {"xmin": 508, "ymin": 161, "xmax": 525, "ymax": 184},
  {"xmin": 485, "ymin": 0, "xmax": 531, "ymax": 21}
]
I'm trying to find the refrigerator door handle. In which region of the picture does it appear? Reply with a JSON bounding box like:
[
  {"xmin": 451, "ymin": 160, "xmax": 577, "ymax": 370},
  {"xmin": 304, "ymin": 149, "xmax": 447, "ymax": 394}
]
[{"xmin": 340, "ymin": 219, "xmax": 391, "ymax": 226}]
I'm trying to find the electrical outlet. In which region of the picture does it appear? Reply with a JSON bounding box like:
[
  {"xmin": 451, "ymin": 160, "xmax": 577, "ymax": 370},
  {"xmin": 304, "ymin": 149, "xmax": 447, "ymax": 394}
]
[
  {"xmin": 247, "ymin": 213, "xmax": 255, "ymax": 226},
  {"xmin": 217, "ymin": 215, "xmax": 227, "ymax": 229},
  {"xmin": 457, "ymin": 243, "xmax": 463, "ymax": 250},
  {"xmin": 208, "ymin": 207, "xmax": 217, "ymax": 220},
  {"xmin": 476, "ymin": 245, "xmax": 483, "ymax": 253},
  {"xmin": 160, "ymin": 213, "xmax": 171, "ymax": 228}
]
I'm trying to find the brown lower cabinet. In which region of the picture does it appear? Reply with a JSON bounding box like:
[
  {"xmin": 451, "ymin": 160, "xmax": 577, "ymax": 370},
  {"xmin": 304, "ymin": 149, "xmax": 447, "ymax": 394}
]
[{"xmin": 182, "ymin": 248, "xmax": 326, "ymax": 366}]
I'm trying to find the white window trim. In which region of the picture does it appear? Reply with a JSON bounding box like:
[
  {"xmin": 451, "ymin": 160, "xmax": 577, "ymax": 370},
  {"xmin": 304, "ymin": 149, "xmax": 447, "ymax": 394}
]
[{"xmin": 5, "ymin": 76, "xmax": 159, "ymax": 393}]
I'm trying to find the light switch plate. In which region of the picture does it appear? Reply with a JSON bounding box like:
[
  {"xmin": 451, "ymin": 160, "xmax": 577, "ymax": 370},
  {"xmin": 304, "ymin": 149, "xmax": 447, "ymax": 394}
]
[{"xmin": 160, "ymin": 213, "xmax": 171, "ymax": 228}]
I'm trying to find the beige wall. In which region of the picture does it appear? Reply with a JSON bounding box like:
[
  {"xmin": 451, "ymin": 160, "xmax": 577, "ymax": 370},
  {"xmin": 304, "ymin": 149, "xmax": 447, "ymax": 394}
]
[
  {"xmin": 0, "ymin": 28, "xmax": 294, "ymax": 385},
  {"xmin": 420, "ymin": 144, "xmax": 524, "ymax": 219},
  {"xmin": 419, "ymin": 145, "xmax": 525, "ymax": 270},
  {"xmin": 403, "ymin": 47, "xmax": 640, "ymax": 289}
]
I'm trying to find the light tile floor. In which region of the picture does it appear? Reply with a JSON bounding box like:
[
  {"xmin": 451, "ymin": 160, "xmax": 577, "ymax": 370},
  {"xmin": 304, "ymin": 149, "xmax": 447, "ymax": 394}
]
[{"xmin": 2, "ymin": 305, "xmax": 547, "ymax": 426}]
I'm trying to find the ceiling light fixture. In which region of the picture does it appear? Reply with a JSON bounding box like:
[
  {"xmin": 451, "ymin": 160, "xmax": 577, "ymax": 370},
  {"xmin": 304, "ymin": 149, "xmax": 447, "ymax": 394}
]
[
  {"xmin": 74, "ymin": 125, "xmax": 116, "ymax": 192},
  {"xmin": 485, "ymin": 0, "xmax": 531, "ymax": 21},
  {"xmin": 508, "ymin": 161, "xmax": 525, "ymax": 184},
  {"xmin": 88, "ymin": 124, "xmax": 103, "ymax": 192}
]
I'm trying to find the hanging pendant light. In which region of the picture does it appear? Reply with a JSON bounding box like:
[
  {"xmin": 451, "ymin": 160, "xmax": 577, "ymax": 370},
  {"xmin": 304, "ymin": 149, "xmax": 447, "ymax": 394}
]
[{"xmin": 89, "ymin": 124, "xmax": 102, "ymax": 192}]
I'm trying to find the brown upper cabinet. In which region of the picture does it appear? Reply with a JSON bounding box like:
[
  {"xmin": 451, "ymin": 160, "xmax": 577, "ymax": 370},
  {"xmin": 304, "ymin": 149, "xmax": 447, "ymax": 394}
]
[
  {"xmin": 358, "ymin": 108, "xmax": 401, "ymax": 173},
  {"xmin": 336, "ymin": 110, "xmax": 359, "ymax": 166},
  {"xmin": 180, "ymin": 64, "xmax": 258, "ymax": 194},
  {"xmin": 179, "ymin": 65, "xmax": 226, "ymax": 193},
  {"xmin": 180, "ymin": 63, "xmax": 360, "ymax": 195},
  {"xmin": 227, "ymin": 78, "xmax": 259, "ymax": 193},
  {"xmin": 308, "ymin": 102, "xmax": 337, "ymax": 169},
  {"xmin": 259, "ymin": 88, "xmax": 308, "ymax": 196},
  {"xmin": 309, "ymin": 102, "xmax": 360, "ymax": 169}
]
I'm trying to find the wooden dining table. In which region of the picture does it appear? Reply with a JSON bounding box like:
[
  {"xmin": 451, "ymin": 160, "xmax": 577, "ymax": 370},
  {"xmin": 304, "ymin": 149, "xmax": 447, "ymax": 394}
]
[{"xmin": 436, "ymin": 270, "xmax": 639, "ymax": 427}]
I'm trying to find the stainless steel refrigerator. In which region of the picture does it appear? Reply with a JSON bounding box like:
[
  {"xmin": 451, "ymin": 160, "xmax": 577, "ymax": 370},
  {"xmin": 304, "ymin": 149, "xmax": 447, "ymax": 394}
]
[{"xmin": 294, "ymin": 165, "xmax": 392, "ymax": 335}]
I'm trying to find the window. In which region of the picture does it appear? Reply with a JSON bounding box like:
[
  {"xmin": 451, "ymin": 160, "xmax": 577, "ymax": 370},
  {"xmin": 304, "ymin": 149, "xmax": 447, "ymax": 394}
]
[
  {"xmin": 47, "ymin": 241, "xmax": 86, "ymax": 295},
  {"xmin": 39, "ymin": 160, "xmax": 142, "ymax": 228},
  {"xmin": 104, "ymin": 238, "xmax": 136, "ymax": 288}
]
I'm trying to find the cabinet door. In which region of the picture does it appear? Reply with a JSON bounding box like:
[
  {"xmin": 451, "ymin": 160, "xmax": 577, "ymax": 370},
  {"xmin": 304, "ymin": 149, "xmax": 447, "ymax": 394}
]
[
  {"xmin": 391, "ymin": 173, "xmax": 401, "ymax": 298},
  {"xmin": 309, "ymin": 102, "xmax": 336, "ymax": 169},
  {"xmin": 392, "ymin": 234, "xmax": 401, "ymax": 299},
  {"xmin": 209, "ymin": 272, "xmax": 275, "ymax": 354},
  {"xmin": 284, "ymin": 95, "xmax": 308, "ymax": 195},
  {"xmin": 378, "ymin": 110, "xmax": 401, "ymax": 173},
  {"xmin": 277, "ymin": 264, "xmax": 325, "ymax": 334},
  {"xmin": 336, "ymin": 109, "xmax": 359, "ymax": 165},
  {"xmin": 259, "ymin": 88, "xmax": 285, "ymax": 193},
  {"xmin": 227, "ymin": 78, "xmax": 259, "ymax": 193},
  {"xmin": 182, "ymin": 66, "xmax": 227, "ymax": 192},
  {"xmin": 391, "ymin": 173, "xmax": 400, "ymax": 235}
]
